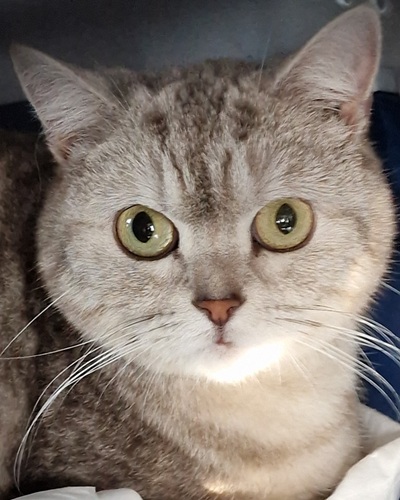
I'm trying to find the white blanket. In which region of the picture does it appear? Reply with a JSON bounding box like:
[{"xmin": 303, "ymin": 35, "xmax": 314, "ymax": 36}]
[{"xmin": 16, "ymin": 406, "xmax": 400, "ymax": 500}]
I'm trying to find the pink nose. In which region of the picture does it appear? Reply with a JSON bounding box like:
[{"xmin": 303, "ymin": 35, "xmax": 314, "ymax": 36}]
[{"xmin": 195, "ymin": 298, "xmax": 242, "ymax": 326}]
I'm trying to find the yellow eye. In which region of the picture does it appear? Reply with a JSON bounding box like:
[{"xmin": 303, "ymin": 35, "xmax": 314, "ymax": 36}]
[
  {"xmin": 252, "ymin": 198, "xmax": 314, "ymax": 252},
  {"xmin": 115, "ymin": 205, "xmax": 178, "ymax": 259}
]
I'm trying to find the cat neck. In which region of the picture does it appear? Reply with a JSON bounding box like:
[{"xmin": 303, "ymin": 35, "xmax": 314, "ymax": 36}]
[
  {"xmin": 118, "ymin": 356, "xmax": 360, "ymax": 498},
  {"xmin": 124, "ymin": 352, "xmax": 359, "ymax": 448}
]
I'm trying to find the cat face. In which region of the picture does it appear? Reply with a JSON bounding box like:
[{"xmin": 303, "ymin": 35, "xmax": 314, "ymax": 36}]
[{"xmin": 12, "ymin": 6, "xmax": 395, "ymax": 383}]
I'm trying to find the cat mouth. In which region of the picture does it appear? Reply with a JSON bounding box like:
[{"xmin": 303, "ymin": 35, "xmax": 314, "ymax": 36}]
[{"xmin": 213, "ymin": 326, "xmax": 233, "ymax": 347}]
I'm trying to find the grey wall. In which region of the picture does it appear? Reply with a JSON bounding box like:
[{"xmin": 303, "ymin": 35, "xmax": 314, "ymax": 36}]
[{"xmin": 0, "ymin": 0, "xmax": 399, "ymax": 105}]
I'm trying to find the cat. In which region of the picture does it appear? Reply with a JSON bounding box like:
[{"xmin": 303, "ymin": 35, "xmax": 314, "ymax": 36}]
[{"xmin": 0, "ymin": 4, "xmax": 395, "ymax": 500}]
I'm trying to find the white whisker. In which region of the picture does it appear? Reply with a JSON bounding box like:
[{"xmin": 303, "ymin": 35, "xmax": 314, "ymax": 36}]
[
  {"xmin": 381, "ymin": 282, "xmax": 400, "ymax": 296},
  {"xmin": 292, "ymin": 332, "xmax": 400, "ymax": 419},
  {"xmin": 1, "ymin": 290, "xmax": 69, "ymax": 358},
  {"xmin": 14, "ymin": 315, "xmax": 179, "ymax": 487}
]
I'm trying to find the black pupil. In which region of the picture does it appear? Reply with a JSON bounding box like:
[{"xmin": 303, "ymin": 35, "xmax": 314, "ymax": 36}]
[
  {"xmin": 275, "ymin": 203, "xmax": 296, "ymax": 234},
  {"xmin": 131, "ymin": 211, "xmax": 155, "ymax": 243}
]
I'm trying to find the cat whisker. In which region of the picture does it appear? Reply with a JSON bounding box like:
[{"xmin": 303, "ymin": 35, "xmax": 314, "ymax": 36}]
[
  {"xmin": 338, "ymin": 331, "xmax": 400, "ymax": 367},
  {"xmin": 292, "ymin": 334, "xmax": 400, "ymax": 420},
  {"xmin": 356, "ymin": 315, "xmax": 400, "ymax": 344},
  {"xmin": 0, "ymin": 339, "xmax": 95, "ymax": 360},
  {"xmin": 285, "ymin": 317, "xmax": 400, "ymax": 370},
  {"xmin": 43, "ymin": 316, "xmax": 175, "ymax": 414},
  {"xmin": 268, "ymin": 303, "xmax": 400, "ymax": 415},
  {"xmin": 281, "ymin": 315, "xmax": 400, "ymax": 418},
  {"xmin": 360, "ymin": 349, "xmax": 377, "ymax": 376},
  {"xmin": 381, "ymin": 282, "xmax": 400, "ymax": 296},
  {"xmin": 15, "ymin": 317, "xmax": 180, "ymax": 486},
  {"xmin": 14, "ymin": 349, "xmax": 93, "ymax": 488},
  {"xmin": 15, "ymin": 346, "xmax": 124, "ymax": 485},
  {"xmin": 65, "ymin": 319, "xmax": 181, "ymax": 410},
  {"xmin": 4, "ymin": 313, "xmax": 165, "ymax": 362},
  {"xmin": 257, "ymin": 32, "xmax": 272, "ymax": 91},
  {"xmin": 266, "ymin": 306, "xmax": 400, "ymax": 389},
  {"xmin": 95, "ymin": 328, "xmax": 177, "ymax": 404},
  {"xmin": 275, "ymin": 303, "xmax": 400, "ymax": 344},
  {"xmin": 1, "ymin": 290, "xmax": 70, "ymax": 358},
  {"xmin": 287, "ymin": 352, "xmax": 316, "ymax": 389},
  {"xmin": 15, "ymin": 345, "xmax": 127, "ymax": 487},
  {"xmin": 55, "ymin": 333, "xmax": 171, "ymax": 423},
  {"xmin": 281, "ymin": 314, "xmax": 399, "ymax": 376}
]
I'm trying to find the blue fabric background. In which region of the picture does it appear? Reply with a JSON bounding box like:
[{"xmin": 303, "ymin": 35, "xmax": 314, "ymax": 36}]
[{"xmin": 367, "ymin": 92, "xmax": 400, "ymax": 421}]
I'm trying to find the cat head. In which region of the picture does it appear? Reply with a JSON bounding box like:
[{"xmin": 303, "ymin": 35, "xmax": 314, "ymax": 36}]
[{"xmin": 11, "ymin": 6, "xmax": 395, "ymax": 384}]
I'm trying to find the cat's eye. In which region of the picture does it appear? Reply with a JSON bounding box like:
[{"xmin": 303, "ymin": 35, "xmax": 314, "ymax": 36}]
[
  {"xmin": 115, "ymin": 205, "xmax": 178, "ymax": 259},
  {"xmin": 252, "ymin": 198, "xmax": 314, "ymax": 252}
]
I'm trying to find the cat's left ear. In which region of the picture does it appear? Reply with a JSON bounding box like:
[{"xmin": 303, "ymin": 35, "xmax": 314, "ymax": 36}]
[
  {"xmin": 10, "ymin": 45, "xmax": 117, "ymax": 163},
  {"xmin": 274, "ymin": 5, "xmax": 381, "ymax": 132}
]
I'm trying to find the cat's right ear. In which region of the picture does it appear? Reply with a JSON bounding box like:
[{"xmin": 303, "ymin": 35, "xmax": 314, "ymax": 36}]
[{"xmin": 10, "ymin": 45, "xmax": 116, "ymax": 162}]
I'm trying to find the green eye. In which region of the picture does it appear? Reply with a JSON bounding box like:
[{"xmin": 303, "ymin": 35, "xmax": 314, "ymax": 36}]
[
  {"xmin": 115, "ymin": 205, "xmax": 178, "ymax": 259},
  {"xmin": 252, "ymin": 198, "xmax": 314, "ymax": 252}
]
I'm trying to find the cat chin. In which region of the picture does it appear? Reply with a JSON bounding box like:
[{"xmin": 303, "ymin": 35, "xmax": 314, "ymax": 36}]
[{"xmin": 173, "ymin": 340, "xmax": 286, "ymax": 384}]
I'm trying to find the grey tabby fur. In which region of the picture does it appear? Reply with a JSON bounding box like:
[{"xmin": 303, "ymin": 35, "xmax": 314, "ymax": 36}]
[{"xmin": 0, "ymin": 5, "xmax": 395, "ymax": 500}]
